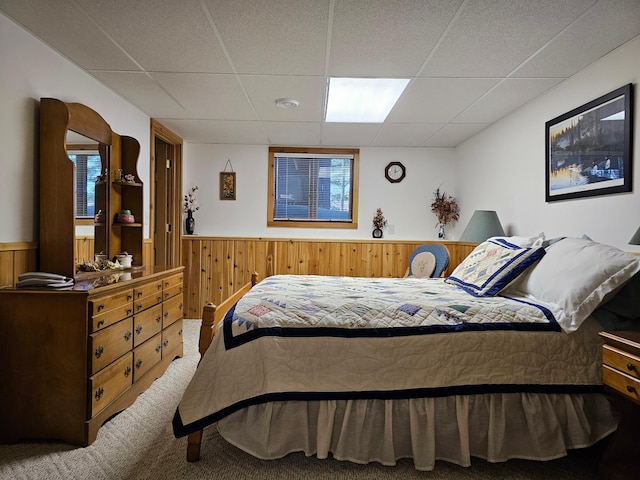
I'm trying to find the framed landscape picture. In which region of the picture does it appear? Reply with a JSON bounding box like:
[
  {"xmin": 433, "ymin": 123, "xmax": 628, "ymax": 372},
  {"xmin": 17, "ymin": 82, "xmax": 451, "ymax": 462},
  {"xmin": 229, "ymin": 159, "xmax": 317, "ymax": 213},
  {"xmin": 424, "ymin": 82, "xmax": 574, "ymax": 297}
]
[{"xmin": 545, "ymin": 83, "xmax": 633, "ymax": 202}]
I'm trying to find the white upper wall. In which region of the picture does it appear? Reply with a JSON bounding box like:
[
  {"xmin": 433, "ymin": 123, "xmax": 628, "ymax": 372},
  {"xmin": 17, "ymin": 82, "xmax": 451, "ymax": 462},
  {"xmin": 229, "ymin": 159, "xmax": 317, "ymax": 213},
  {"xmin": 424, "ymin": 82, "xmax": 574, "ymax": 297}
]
[
  {"xmin": 456, "ymin": 35, "xmax": 640, "ymax": 251},
  {"xmin": 0, "ymin": 12, "xmax": 150, "ymax": 242},
  {"xmin": 183, "ymin": 144, "xmax": 458, "ymax": 240}
]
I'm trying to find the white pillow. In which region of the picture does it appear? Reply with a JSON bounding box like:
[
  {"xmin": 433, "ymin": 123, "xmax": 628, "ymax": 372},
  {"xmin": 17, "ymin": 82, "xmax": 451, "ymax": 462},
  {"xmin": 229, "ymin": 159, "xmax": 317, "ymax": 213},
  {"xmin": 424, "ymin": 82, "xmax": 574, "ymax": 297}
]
[
  {"xmin": 445, "ymin": 239, "xmax": 546, "ymax": 297},
  {"xmin": 505, "ymin": 238, "xmax": 640, "ymax": 332}
]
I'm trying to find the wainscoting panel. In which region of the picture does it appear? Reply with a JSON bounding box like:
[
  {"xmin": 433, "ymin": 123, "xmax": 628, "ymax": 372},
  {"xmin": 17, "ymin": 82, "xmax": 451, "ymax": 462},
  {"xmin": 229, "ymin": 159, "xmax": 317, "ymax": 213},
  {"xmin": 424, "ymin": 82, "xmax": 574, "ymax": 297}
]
[
  {"xmin": 0, "ymin": 243, "xmax": 37, "ymax": 287},
  {"xmin": 181, "ymin": 237, "xmax": 478, "ymax": 319}
]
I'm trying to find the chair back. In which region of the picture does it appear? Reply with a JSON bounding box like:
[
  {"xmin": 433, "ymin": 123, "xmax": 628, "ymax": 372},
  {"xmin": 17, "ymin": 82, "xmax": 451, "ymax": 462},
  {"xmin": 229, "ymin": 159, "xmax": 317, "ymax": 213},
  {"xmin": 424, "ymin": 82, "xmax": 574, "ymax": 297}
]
[{"xmin": 408, "ymin": 244, "xmax": 450, "ymax": 278}]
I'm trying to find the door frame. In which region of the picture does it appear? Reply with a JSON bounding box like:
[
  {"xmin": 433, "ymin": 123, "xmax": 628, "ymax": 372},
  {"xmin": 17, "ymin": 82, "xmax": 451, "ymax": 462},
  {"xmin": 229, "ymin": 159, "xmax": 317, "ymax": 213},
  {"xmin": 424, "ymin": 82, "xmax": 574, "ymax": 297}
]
[{"xmin": 150, "ymin": 119, "xmax": 183, "ymax": 268}]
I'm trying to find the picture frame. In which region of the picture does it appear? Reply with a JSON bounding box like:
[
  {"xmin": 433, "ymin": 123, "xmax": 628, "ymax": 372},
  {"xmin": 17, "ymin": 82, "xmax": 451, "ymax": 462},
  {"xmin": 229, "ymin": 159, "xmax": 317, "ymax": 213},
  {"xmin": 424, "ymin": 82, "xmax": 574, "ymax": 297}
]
[
  {"xmin": 220, "ymin": 172, "xmax": 236, "ymax": 200},
  {"xmin": 545, "ymin": 83, "xmax": 633, "ymax": 202}
]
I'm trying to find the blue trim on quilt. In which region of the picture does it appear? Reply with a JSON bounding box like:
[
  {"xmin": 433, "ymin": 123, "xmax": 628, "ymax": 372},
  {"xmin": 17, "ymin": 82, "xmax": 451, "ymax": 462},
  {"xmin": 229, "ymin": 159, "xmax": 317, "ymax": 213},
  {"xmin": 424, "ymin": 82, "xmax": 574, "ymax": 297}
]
[
  {"xmin": 172, "ymin": 383, "xmax": 604, "ymax": 438},
  {"xmin": 223, "ymin": 303, "xmax": 561, "ymax": 350}
]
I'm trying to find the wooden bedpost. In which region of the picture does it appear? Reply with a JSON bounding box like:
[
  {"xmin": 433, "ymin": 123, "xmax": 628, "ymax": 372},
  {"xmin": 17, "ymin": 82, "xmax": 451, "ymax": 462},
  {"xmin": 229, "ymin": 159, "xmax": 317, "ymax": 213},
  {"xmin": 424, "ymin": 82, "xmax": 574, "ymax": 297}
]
[{"xmin": 186, "ymin": 272, "xmax": 259, "ymax": 462}]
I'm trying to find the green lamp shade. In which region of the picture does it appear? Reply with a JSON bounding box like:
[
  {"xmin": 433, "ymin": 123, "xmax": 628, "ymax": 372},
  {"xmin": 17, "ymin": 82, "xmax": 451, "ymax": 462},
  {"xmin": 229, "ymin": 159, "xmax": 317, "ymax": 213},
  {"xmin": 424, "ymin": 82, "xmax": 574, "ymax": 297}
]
[{"xmin": 459, "ymin": 210, "xmax": 505, "ymax": 243}]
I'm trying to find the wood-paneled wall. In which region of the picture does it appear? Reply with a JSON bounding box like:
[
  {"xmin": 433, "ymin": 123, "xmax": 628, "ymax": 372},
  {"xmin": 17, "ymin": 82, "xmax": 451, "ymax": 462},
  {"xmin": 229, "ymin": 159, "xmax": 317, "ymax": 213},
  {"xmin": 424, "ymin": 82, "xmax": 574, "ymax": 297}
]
[
  {"xmin": 181, "ymin": 237, "xmax": 478, "ymax": 319},
  {"xmin": 0, "ymin": 242, "xmax": 38, "ymax": 287},
  {"xmin": 0, "ymin": 239, "xmax": 153, "ymax": 288}
]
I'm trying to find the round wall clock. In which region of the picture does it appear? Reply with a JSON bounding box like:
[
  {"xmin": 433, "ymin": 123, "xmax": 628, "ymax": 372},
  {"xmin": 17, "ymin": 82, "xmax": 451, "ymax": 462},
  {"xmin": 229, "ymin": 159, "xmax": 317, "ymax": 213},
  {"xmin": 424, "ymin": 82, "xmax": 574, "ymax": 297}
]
[{"xmin": 385, "ymin": 161, "xmax": 406, "ymax": 183}]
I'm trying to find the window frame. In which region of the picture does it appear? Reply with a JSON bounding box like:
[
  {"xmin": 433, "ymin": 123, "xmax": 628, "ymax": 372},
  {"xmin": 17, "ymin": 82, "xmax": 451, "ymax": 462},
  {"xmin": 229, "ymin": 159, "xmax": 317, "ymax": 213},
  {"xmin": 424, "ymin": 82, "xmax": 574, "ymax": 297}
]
[{"xmin": 268, "ymin": 146, "xmax": 359, "ymax": 229}]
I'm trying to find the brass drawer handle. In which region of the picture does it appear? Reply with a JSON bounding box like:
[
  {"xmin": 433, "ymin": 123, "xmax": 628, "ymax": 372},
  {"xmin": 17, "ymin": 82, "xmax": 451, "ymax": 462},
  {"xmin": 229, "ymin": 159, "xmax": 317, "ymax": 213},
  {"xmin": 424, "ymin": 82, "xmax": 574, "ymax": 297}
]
[
  {"xmin": 124, "ymin": 366, "xmax": 132, "ymax": 377},
  {"xmin": 157, "ymin": 295, "xmax": 163, "ymax": 303},
  {"xmin": 156, "ymin": 315, "xmax": 162, "ymax": 323},
  {"xmin": 95, "ymin": 387, "xmax": 104, "ymax": 401},
  {"xmin": 179, "ymin": 303, "xmax": 183, "ymax": 310},
  {"xmin": 627, "ymin": 385, "xmax": 637, "ymax": 394},
  {"xmin": 97, "ymin": 303, "xmax": 105, "ymax": 312},
  {"xmin": 136, "ymin": 304, "xmax": 143, "ymax": 311},
  {"xmin": 137, "ymin": 291, "xmax": 143, "ymax": 298},
  {"xmin": 179, "ymin": 329, "xmax": 183, "ymax": 336},
  {"xmin": 165, "ymin": 282, "xmax": 169, "ymax": 288},
  {"xmin": 163, "ymin": 340, "xmax": 169, "ymax": 347},
  {"xmin": 97, "ymin": 320, "xmax": 105, "ymax": 328},
  {"xmin": 158, "ymin": 284, "xmax": 163, "ymax": 290},
  {"xmin": 127, "ymin": 308, "xmax": 133, "ymax": 316},
  {"xmin": 627, "ymin": 363, "xmax": 637, "ymax": 372},
  {"xmin": 127, "ymin": 294, "xmax": 133, "ymax": 301},
  {"xmin": 135, "ymin": 359, "xmax": 143, "ymax": 369},
  {"xmin": 124, "ymin": 331, "xmax": 132, "ymax": 341},
  {"xmin": 164, "ymin": 311, "xmax": 169, "ymax": 318},
  {"xmin": 135, "ymin": 325, "xmax": 143, "ymax": 335},
  {"xmin": 95, "ymin": 346, "xmax": 104, "ymax": 358},
  {"xmin": 156, "ymin": 345, "xmax": 162, "ymax": 353}
]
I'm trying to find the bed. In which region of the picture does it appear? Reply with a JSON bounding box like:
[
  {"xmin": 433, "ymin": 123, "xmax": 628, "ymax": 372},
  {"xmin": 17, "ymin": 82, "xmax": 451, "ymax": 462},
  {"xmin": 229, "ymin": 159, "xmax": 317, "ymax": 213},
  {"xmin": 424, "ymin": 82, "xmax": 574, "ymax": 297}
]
[{"xmin": 173, "ymin": 236, "xmax": 640, "ymax": 471}]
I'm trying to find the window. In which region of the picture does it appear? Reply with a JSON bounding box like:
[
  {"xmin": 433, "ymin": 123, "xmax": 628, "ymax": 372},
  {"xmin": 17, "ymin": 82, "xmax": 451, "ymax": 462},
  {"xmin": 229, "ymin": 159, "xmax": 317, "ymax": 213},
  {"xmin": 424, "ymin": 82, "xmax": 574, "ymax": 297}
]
[
  {"xmin": 68, "ymin": 150, "xmax": 102, "ymax": 218},
  {"xmin": 268, "ymin": 147, "xmax": 359, "ymax": 228}
]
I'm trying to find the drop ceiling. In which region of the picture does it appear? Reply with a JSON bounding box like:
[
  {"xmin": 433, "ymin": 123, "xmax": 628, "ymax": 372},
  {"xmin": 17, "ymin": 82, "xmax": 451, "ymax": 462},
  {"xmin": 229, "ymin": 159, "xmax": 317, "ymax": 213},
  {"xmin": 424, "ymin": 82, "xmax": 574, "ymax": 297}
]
[{"xmin": 1, "ymin": 0, "xmax": 639, "ymax": 147}]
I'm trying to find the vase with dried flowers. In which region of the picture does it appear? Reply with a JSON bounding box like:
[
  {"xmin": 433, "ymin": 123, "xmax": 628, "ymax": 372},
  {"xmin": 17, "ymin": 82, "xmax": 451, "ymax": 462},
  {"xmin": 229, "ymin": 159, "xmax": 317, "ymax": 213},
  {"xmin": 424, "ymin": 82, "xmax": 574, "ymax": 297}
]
[
  {"xmin": 372, "ymin": 208, "xmax": 387, "ymax": 239},
  {"xmin": 430, "ymin": 187, "xmax": 459, "ymax": 239},
  {"xmin": 183, "ymin": 186, "xmax": 199, "ymax": 235}
]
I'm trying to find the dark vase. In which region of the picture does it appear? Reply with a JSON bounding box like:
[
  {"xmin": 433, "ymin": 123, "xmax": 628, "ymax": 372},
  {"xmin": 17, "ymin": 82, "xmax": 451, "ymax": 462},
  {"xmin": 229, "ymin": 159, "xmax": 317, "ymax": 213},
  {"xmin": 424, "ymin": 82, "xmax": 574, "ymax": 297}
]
[
  {"xmin": 186, "ymin": 211, "xmax": 195, "ymax": 235},
  {"xmin": 372, "ymin": 228, "xmax": 383, "ymax": 239}
]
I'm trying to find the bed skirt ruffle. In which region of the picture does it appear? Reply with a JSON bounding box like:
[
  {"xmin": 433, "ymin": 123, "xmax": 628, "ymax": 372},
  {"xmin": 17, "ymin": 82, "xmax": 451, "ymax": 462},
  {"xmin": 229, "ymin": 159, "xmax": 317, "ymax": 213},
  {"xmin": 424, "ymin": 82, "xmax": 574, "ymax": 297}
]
[{"xmin": 216, "ymin": 393, "xmax": 618, "ymax": 471}]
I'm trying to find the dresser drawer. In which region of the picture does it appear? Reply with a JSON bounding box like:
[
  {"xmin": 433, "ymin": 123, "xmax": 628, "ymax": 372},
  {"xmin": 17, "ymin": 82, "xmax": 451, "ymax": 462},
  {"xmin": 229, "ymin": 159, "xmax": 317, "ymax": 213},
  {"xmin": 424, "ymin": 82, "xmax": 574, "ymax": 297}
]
[
  {"xmin": 133, "ymin": 333, "xmax": 162, "ymax": 382},
  {"xmin": 162, "ymin": 318, "xmax": 183, "ymax": 358},
  {"xmin": 163, "ymin": 293, "xmax": 184, "ymax": 328},
  {"xmin": 90, "ymin": 318, "xmax": 134, "ymax": 374},
  {"xmin": 89, "ymin": 290, "xmax": 134, "ymax": 332},
  {"xmin": 133, "ymin": 280, "xmax": 163, "ymax": 303},
  {"xmin": 163, "ymin": 283, "xmax": 183, "ymax": 301},
  {"xmin": 603, "ymin": 344, "xmax": 640, "ymax": 380},
  {"xmin": 133, "ymin": 304, "xmax": 163, "ymax": 347},
  {"xmin": 89, "ymin": 352, "xmax": 133, "ymax": 417},
  {"xmin": 603, "ymin": 364, "xmax": 640, "ymax": 403},
  {"xmin": 163, "ymin": 273, "xmax": 184, "ymax": 292},
  {"xmin": 134, "ymin": 290, "xmax": 164, "ymax": 315}
]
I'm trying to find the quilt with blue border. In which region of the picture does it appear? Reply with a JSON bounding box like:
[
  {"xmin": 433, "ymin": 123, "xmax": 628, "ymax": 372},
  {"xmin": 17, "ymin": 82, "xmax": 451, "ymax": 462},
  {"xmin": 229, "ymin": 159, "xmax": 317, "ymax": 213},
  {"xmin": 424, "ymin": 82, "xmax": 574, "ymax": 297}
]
[{"xmin": 173, "ymin": 275, "xmax": 604, "ymax": 438}]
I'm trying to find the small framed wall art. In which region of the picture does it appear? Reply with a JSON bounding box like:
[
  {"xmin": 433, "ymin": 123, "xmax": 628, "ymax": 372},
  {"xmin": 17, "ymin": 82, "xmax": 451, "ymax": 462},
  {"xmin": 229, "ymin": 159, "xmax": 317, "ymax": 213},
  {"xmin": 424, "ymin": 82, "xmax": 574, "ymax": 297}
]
[{"xmin": 220, "ymin": 159, "xmax": 236, "ymax": 200}]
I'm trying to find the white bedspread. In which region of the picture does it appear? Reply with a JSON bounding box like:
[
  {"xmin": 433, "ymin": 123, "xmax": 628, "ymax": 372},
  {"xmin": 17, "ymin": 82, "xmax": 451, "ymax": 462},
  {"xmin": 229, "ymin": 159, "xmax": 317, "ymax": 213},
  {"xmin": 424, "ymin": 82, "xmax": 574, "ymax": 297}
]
[{"xmin": 174, "ymin": 275, "xmax": 604, "ymax": 438}]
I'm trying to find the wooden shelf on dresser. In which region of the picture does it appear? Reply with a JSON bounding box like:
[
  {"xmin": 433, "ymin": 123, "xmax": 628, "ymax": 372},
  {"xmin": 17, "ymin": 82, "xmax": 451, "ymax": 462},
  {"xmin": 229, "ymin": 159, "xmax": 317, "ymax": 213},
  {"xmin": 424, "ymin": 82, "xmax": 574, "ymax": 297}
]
[
  {"xmin": 599, "ymin": 331, "xmax": 640, "ymax": 480},
  {"xmin": 0, "ymin": 266, "xmax": 184, "ymax": 446}
]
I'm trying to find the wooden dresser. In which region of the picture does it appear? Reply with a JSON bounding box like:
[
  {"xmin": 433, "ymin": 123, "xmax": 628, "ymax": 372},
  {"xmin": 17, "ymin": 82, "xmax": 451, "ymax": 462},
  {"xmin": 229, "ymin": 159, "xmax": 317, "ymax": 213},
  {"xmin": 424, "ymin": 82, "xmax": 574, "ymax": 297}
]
[
  {"xmin": 599, "ymin": 331, "xmax": 640, "ymax": 480},
  {"xmin": 0, "ymin": 266, "xmax": 184, "ymax": 446}
]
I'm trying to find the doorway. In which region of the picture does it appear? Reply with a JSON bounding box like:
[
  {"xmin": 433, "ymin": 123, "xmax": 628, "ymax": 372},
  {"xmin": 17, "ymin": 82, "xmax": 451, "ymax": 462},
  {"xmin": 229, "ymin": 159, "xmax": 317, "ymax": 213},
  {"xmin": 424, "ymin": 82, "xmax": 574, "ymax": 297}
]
[{"xmin": 150, "ymin": 120, "xmax": 182, "ymax": 269}]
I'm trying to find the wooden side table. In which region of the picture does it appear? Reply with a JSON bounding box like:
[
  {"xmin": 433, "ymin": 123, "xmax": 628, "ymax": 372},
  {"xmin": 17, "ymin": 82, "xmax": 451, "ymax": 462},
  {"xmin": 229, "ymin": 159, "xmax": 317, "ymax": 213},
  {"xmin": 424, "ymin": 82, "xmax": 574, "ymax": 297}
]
[{"xmin": 599, "ymin": 331, "xmax": 640, "ymax": 480}]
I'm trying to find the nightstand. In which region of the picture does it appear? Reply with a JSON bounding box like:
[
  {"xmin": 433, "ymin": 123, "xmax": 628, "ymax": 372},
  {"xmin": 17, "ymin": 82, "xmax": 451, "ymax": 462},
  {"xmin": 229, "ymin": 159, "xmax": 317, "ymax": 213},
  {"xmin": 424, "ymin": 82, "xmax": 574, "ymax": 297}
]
[{"xmin": 599, "ymin": 331, "xmax": 640, "ymax": 480}]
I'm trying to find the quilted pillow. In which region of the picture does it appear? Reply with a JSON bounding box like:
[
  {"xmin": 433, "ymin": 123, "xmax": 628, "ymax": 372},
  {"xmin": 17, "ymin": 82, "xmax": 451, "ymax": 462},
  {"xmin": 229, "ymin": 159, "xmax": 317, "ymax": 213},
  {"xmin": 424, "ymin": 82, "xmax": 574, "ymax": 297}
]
[
  {"xmin": 445, "ymin": 239, "xmax": 545, "ymax": 297},
  {"xmin": 505, "ymin": 238, "xmax": 640, "ymax": 332}
]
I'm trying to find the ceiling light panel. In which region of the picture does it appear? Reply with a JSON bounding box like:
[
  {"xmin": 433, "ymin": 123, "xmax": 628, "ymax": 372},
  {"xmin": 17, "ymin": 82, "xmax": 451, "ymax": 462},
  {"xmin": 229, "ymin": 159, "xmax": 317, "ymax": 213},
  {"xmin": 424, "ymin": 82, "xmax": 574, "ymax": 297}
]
[{"xmin": 325, "ymin": 78, "xmax": 410, "ymax": 123}]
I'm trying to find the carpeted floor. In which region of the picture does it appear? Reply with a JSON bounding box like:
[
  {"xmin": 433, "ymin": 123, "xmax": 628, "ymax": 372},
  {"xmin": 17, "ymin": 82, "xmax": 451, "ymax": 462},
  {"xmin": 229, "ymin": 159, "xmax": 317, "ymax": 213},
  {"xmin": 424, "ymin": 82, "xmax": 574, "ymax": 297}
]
[{"xmin": 0, "ymin": 319, "xmax": 605, "ymax": 480}]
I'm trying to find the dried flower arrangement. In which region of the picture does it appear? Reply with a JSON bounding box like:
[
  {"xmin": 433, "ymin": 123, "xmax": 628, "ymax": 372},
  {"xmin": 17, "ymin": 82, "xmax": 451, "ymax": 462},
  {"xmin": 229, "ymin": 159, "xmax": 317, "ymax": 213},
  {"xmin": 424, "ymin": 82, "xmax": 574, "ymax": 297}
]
[
  {"xmin": 430, "ymin": 187, "xmax": 459, "ymax": 226},
  {"xmin": 183, "ymin": 186, "xmax": 200, "ymax": 214},
  {"xmin": 372, "ymin": 208, "xmax": 387, "ymax": 230}
]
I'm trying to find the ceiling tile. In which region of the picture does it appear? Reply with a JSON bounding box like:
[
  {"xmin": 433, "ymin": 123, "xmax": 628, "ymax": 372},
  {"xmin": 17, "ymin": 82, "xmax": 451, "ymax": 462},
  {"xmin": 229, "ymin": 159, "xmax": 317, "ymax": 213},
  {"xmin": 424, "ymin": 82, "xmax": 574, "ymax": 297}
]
[
  {"xmin": 0, "ymin": 0, "xmax": 140, "ymax": 70},
  {"xmin": 513, "ymin": 0, "xmax": 640, "ymax": 78},
  {"xmin": 76, "ymin": 0, "xmax": 232, "ymax": 73},
  {"xmin": 455, "ymin": 78, "xmax": 564, "ymax": 123},
  {"xmin": 203, "ymin": 0, "xmax": 328, "ymax": 75},
  {"xmin": 263, "ymin": 122, "xmax": 322, "ymax": 146},
  {"xmin": 422, "ymin": 0, "xmax": 595, "ymax": 77},
  {"xmin": 156, "ymin": 119, "xmax": 269, "ymax": 144},
  {"xmin": 371, "ymin": 123, "xmax": 444, "ymax": 147},
  {"xmin": 388, "ymin": 78, "xmax": 499, "ymax": 123},
  {"xmin": 328, "ymin": 0, "xmax": 463, "ymax": 76},
  {"xmin": 321, "ymin": 123, "xmax": 382, "ymax": 147},
  {"xmin": 89, "ymin": 71, "xmax": 186, "ymax": 118},
  {"xmin": 241, "ymin": 75, "xmax": 326, "ymax": 122},
  {"xmin": 423, "ymin": 123, "xmax": 490, "ymax": 147},
  {"xmin": 152, "ymin": 73, "xmax": 256, "ymax": 120}
]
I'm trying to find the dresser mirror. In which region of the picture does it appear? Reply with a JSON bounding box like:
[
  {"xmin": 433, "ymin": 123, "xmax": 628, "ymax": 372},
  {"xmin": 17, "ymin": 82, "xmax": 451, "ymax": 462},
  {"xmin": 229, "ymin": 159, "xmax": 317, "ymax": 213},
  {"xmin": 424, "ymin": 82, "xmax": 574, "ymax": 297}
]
[{"xmin": 40, "ymin": 98, "xmax": 142, "ymax": 277}]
